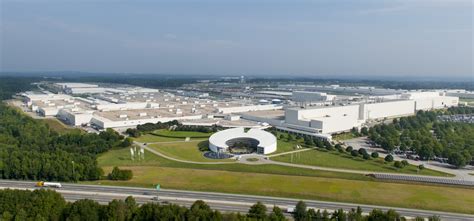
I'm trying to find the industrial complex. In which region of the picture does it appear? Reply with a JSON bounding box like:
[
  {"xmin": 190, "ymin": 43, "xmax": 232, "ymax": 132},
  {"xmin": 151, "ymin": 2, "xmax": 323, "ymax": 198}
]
[{"xmin": 18, "ymin": 81, "xmax": 459, "ymax": 145}]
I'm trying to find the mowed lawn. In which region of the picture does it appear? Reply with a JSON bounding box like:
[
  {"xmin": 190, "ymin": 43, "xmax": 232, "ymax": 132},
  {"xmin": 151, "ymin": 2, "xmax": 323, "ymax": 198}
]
[
  {"xmin": 148, "ymin": 141, "xmax": 234, "ymax": 162},
  {"xmin": 271, "ymin": 140, "xmax": 300, "ymax": 154},
  {"xmin": 271, "ymin": 149, "xmax": 452, "ymax": 177},
  {"xmin": 97, "ymin": 148, "xmax": 370, "ymax": 181},
  {"xmin": 88, "ymin": 166, "xmax": 474, "ymax": 214}
]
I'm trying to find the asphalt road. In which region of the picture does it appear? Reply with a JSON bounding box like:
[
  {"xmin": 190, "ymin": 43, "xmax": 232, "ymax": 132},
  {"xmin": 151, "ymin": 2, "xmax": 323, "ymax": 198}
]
[{"xmin": 1, "ymin": 180, "xmax": 473, "ymax": 220}]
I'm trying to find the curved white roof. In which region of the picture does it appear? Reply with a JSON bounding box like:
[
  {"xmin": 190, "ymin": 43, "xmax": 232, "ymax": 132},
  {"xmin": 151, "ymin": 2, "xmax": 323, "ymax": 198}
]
[{"xmin": 209, "ymin": 128, "xmax": 277, "ymax": 154}]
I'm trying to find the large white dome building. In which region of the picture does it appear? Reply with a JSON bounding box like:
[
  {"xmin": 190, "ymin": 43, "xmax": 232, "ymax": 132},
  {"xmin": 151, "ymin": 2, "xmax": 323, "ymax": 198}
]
[{"xmin": 208, "ymin": 128, "xmax": 277, "ymax": 154}]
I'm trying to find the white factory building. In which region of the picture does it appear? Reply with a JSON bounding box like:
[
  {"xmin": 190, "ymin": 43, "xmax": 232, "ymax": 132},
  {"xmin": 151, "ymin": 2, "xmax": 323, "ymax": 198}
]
[
  {"xmin": 284, "ymin": 92, "xmax": 458, "ymax": 134},
  {"xmin": 20, "ymin": 84, "xmax": 284, "ymax": 130},
  {"xmin": 208, "ymin": 127, "xmax": 277, "ymax": 154},
  {"xmin": 292, "ymin": 91, "xmax": 336, "ymax": 105}
]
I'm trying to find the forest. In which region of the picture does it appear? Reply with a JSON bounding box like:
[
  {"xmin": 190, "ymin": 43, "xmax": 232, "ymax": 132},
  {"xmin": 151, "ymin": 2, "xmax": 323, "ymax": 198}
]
[
  {"xmin": 0, "ymin": 189, "xmax": 441, "ymax": 221},
  {"xmin": 367, "ymin": 107, "xmax": 474, "ymax": 168},
  {"xmin": 0, "ymin": 103, "xmax": 128, "ymax": 181}
]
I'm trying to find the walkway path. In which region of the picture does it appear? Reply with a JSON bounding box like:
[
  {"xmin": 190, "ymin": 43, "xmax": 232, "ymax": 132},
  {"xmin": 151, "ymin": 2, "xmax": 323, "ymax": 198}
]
[{"xmin": 266, "ymin": 147, "xmax": 315, "ymax": 157}]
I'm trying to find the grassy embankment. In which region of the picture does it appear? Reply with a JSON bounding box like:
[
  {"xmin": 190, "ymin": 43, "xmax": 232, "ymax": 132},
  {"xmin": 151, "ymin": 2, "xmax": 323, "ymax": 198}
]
[{"xmin": 92, "ymin": 147, "xmax": 474, "ymax": 214}]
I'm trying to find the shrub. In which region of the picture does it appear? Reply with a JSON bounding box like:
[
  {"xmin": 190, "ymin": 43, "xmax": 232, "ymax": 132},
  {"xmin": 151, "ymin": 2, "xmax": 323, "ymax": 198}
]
[
  {"xmin": 358, "ymin": 148, "xmax": 367, "ymax": 155},
  {"xmin": 121, "ymin": 137, "xmax": 133, "ymax": 147},
  {"xmin": 351, "ymin": 150, "xmax": 359, "ymax": 157},
  {"xmin": 401, "ymin": 160, "xmax": 409, "ymax": 167},
  {"xmin": 371, "ymin": 152, "xmax": 379, "ymax": 158},
  {"xmin": 346, "ymin": 146, "xmax": 353, "ymax": 152},
  {"xmin": 326, "ymin": 145, "xmax": 334, "ymax": 151},
  {"xmin": 394, "ymin": 161, "xmax": 403, "ymax": 168},
  {"xmin": 108, "ymin": 167, "xmax": 133, "ymax": 180},
  {"xmin": 418, "ymin": 164, "xmax": 425, "ymax": 170},
  {"xmin": 384, "ymin": 154, "xmax": 394, "ymax": 162},
  {"xmin": 363, "ymin": 153, "xmax": 371, "ymax": 160}
]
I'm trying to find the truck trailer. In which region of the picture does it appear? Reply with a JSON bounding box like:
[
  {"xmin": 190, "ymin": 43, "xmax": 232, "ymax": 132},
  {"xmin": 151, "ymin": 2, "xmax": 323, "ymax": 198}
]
[{"xmin": 35, "ymin": 181, "xmax": 62, "ymax": 188}]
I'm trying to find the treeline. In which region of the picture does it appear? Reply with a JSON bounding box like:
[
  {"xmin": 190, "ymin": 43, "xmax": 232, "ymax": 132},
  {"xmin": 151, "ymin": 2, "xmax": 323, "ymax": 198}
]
[
  {"xmin": 0, "ymin": 77, "xmax": 38, "ymax": 100},
  {"xmin": 368, "ymin": 108, "xmax": 474, "ymax": 168},
  {"xmin": 445, "ymin": 106, "xmax": 474, "ymax": 115},
  {"xmin": 248, "ymin": 78, "xmax": 474, "ymax": 91},
  {"xmin": 0, "ymin": 189, "xmax": 441, "ymax": 221},
  {"xmin": 0, "ymin": 104, "xmax": 128, "ymax": 181},
  {"xmin": 126, "ymin": 120, "xmax": 221, "ymax": 137}
]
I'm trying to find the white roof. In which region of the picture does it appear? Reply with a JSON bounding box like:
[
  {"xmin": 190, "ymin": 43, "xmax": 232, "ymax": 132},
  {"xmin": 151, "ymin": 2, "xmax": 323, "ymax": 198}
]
[
  {"xmin": 56, "ymin": 83, "xmax": 99, "ymax": 88},
  {"xmin": 209, "ymin": 127, "xmax": 276, "ymax": 148}
]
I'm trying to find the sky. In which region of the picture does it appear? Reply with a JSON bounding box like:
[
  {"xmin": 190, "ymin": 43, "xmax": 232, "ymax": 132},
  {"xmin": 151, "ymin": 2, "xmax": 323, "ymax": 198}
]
[{"xmin": 1, "ymin": 0, "xmax": 473, "ymax": 79}]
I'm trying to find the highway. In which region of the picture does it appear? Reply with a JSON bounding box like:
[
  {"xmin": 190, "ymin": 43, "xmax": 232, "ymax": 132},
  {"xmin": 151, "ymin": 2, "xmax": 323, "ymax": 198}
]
[{"xmin": 1, "ymin": 180, "xmax": 473, "ymax": 220}]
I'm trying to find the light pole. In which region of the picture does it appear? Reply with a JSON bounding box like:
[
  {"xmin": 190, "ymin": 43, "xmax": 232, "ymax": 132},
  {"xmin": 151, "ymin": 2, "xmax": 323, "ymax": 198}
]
[{"xmin": 71, "ymin": 161, "xmax": 75, "ymax": 182}]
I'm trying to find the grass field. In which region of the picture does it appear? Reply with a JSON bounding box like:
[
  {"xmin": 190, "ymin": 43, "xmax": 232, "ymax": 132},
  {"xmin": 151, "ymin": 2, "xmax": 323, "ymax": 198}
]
[
  {"xmin": 271, "ymin": 149, "xmax": 452, "ymax": 177},
  {"xmin": 97, "ymin": 148, "xmax": 370, "ymax": 181},
  {"xmin": 40, "ymin": 118, "xmax": 82, "ymax": 134},
  {"xmin": 152, "ymin": 130, "xmax": 213, "ymax": 138},
  {"xmin": 272, "ymin": 140, "xmax": 300, "ymax": 154},
  {"xmin": 87, "ymin": 165, "xmax": 474, "ymax": 214},
  {"xmin": 332, "ymin": 132, "xmax": 359, "ymax": 141},
  {"xmin": 95, "ymin": 148, "xmax": 474, "ymax": 214},
  {"xmin": 148, "ymin": 141, "xmax": 234, "ymax": 162}
]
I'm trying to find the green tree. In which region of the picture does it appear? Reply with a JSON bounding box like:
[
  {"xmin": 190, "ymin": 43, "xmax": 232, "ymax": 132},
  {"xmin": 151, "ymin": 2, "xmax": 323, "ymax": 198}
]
[
  {"xmin": 293, "ymin": 201, "xmax": 307, "ymax": 221},
  {"xmin": 268, "ymin": 206, "xmax": 286, "ymax": 221},
  {"xmin": 248, "ymin": 202, "xmax": 267, "ymax": 220},
  {"xmin": 331, "ymin": 208, "xmax": 347, "ymax": 221},
  {"xmin": 371, "ymin": 152, "xmax": 379, "ymax": 158},
  {"xmin": 2, "ymin": 211, "xmax": 13, "ymax": 221},
  {"xmin": 448, "ymin": 152, "xmax": 468, "ymax": 168},
  {"xmin": 351, "ymin": 150, "xmax": 359, "ymax": 157},
  {"xmin": 14, "ymin": 209, "xmax": 27, "ymax": 221},
  {"xmin": 384, "ymin": 155, "xmax": 394, "ymax": 163},
  {"xmin": 360, "ymin": 127, "xmax": 369, "ymax": 136},
  {"xmin": 394, "ymin": 161, "xmax": 403, "ymax": 169},
  {"xmin": 346, "ymin": 146, "xmax": 353, "ymax": 152},
  {"xmin": 108, "ymin": 167, "xmax": 133, "ymax": 180},
  {"xmin": 363, "ymin": 153, "xmax": 371, "ymax": 160},
  {"xmin": 121, "ymin": 137, "xmax": 133, "ymax": 147},
  {"xmin": 322, "ymin": 210, "xmax": 330, "ymax": 221},
  {"xmin": 347, "ymin": 207, "xmax": 363, "ymax": 221},
  {"xmin": 401, "ymin": 160, "xmax": 409, "ymax": 167},
  {"xmin": 187, "ymin": 200, "xmax": 215, "ymax": 221},
  {"xmin": 418, "ymin": 164, "xmax": 425, "ymax": 171},
  {"xmin": 428, "ymin": 215, "xmax": 441, "ymax": 221},
  {"xmin": 65, "ymin": 199, "xmax": 102, "ymax": 221}
]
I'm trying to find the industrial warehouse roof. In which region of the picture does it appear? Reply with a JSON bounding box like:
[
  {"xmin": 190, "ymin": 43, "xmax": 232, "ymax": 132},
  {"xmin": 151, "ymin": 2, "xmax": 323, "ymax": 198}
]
[{"xmin": 208, "ymin": 127, "xmax": 276, "ymax": 149}]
